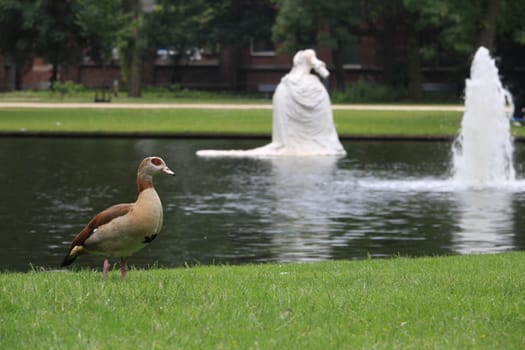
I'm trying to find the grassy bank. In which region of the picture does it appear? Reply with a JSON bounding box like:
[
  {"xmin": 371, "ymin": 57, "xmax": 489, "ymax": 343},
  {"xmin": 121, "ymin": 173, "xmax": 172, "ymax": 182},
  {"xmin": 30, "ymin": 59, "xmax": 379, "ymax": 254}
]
[
  {"xmin": 2, "ymin": 105, "xmax": 525, "ymax": 139},
  {"xmin": 0, "ymin": 107, "xmax": 468, "ymax": 138},
  {"xmin": 0, "ymin": 85, "xmax": 461, "ymax": 105},
  {"xmin": 1, "ymin": 253, "xmax": 524, "ymax": 349}
]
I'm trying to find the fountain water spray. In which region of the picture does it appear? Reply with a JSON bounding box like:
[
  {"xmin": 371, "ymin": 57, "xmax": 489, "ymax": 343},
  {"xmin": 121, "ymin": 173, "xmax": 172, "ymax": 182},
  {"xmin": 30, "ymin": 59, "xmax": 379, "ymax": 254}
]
[{"xmin": 452, "ymin": 47, "xmax": 515, "ymax": 185}]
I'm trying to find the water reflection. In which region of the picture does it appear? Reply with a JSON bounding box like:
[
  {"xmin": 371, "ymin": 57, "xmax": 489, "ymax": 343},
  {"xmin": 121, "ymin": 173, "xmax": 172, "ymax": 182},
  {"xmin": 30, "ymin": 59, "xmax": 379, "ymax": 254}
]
[
  {"xmin": 453, "ymin": 189, "xmax": 515, "ymax": 253},
  {"xmin": 268, "ymin": 156, "xmax": 339, "ymax": 261},
  {"xmin": 336, "ymin": 177, "xmax": 457, "ymax": 257}
]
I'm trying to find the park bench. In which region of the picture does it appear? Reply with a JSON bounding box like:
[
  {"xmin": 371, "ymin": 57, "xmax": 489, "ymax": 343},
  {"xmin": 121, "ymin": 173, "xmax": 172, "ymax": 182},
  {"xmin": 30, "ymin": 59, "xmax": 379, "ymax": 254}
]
[
  {"xmin": 94, "ymin": 86, "xmax": 112, "ymax": 103},
  {"xmin": 422, "ymin": 82, "xmax": 455, "ymax": 92}
]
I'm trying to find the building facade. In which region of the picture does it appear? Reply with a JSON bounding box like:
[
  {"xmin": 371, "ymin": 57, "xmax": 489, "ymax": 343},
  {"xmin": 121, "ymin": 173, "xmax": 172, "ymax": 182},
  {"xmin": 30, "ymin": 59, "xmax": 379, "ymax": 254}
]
[{"xmin": 1, "ymin": 36, "xmax": 383, "ymax": 93}]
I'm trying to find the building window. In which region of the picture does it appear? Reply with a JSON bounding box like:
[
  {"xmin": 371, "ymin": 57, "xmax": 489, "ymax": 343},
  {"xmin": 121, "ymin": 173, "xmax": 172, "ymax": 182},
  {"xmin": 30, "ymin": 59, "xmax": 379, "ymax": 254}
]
[{"xmin": 250, "ymin": 37, "xmax": 275, "ymax": 56}]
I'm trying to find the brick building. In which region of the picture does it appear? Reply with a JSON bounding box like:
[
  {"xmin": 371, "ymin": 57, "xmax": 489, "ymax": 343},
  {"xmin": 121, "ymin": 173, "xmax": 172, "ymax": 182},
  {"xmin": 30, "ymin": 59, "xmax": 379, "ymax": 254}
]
[{"xmin": 2, "ymin": 35, "xmax": 383, "ymax": 93}]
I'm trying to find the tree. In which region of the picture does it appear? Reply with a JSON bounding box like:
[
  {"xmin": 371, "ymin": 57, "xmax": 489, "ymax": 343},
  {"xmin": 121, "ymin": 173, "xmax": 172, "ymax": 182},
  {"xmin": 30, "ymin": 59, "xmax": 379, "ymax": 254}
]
[
  {"xmin": 145, "ymin": 0, "xmax": 210, "ymax": 84},
  {"xmin": 76, "ymin": 0, "xmax": 129, "ymax": 68},
  {"xmin": 273, "ymin": 0, "xmax": 362, "ymax": 90},
  {"xmin": 499, "ymin": 0, "xmax": 525, "ymax": 46},
  {"xmin": 31, "ymin": 0, "xmax": 83, "ymax": 87},
  {"xmin": 0, "ymin": 0, "xmax": 36, "ymax": 89},
  {"xmin": 272, "ymin": 0, "xmax": 317, "ymax": 52},
  {"xmin": 120, "ymin": 0, "xmax": 146, "ymax": 97},
  {"xmin": 76, "ymin": 0, "xmax": 147, "ymax": 97},
  {"xmin": 496, "ymin": 0, "xmax": 525, "ymax": 103},
  {"xmin": 370, "ymin": 0, "xmax": 483, "ymax": 99},
  {"xmin": 479, "ymin": 0, "xmax": 498, "ymax": 51},
  {"xmin": 204, "ymin": 0, "xmax": 276, "ymax": 90},
  {"xmin": 0, "ymin": 0, "xmax": 82, "ymax": 89},
  {"xmin": 401, "ymin": 0, "xmax": 525, "ymax": 98},
  {"xmin": 76, "ymin": 0, "xmax": 129, "ymax": 92},
  {"xmin": 272, "ymin": 0, "xmax": 513, "ymax": 99}
]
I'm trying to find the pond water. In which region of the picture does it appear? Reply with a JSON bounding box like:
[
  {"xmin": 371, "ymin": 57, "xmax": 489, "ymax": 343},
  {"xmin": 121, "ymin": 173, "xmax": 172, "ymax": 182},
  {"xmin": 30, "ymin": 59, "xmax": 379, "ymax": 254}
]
[{"xmin": 2, "ymin": 137, "xmax": 525, "ymax": 272}]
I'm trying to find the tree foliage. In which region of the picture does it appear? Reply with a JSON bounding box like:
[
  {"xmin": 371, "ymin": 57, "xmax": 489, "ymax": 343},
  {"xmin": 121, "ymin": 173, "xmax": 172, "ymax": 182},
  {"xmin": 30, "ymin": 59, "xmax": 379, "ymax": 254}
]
[
  {"xmin": 0, "ymin": 0, "xmax": 524, "ymax": 97},
  {"xmin": 76, "ymin": 0, "xmax": 129, "ymax": 65},
  {"xmin": 273, "ymin": 0, "xmax": 525, "ymax": 99},
  {"xmin": 202, "ymin": 0, "xmax": 276, "ymax": 90},
  {"xmin": 0, "ymin": 0, "xmax": 84, "ymax": 87},
  {"xmin": 31, "ymin": 0, "xmax": 82, "ymax": 75},
  {"xmin": 272, "ymin": 0, "xmax": 361, "ymax": 90},
  {"xmin": 145, "ymin": 0, "xmax": 209, "ymax": 63},
  {"xmin": 0, "ymin": 0, "xmax": 37, "ymax": 65},
  {"xmin": 203, "ymin": 0, "xmax": 275, "ymax": 46}
]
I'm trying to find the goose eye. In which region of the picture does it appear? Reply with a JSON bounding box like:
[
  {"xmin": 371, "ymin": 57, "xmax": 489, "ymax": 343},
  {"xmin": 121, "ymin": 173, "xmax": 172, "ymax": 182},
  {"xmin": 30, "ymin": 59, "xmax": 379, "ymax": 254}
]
[{"xmin": 151, "ymin": 157, "xmax": 162, "ymax": 166}]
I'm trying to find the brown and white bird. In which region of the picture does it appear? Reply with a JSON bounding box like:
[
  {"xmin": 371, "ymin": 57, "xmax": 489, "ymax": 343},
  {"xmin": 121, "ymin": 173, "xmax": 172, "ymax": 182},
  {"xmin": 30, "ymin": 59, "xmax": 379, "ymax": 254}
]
[{"xmin": 61, "ymin": 156, "xmax": 175, "ymax": 280}]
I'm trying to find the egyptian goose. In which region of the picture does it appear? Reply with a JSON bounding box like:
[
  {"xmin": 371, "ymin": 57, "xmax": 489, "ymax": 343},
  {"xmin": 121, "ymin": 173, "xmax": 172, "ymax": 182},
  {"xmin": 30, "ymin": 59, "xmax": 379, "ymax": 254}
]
[{"xmin": 61, "ymin": 156, "xmax": 175, "ymax": 280}]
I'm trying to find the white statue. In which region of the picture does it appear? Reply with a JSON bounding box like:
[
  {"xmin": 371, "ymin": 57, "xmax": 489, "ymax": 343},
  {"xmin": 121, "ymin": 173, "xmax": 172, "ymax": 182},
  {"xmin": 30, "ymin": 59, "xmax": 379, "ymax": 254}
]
[
  {"xmin": 196, "ymin": 49, "xmax": 346, "ymax": 157},
  {"xmin": 267, "ymin": 49, "xmax": 346, "ymax": 155}
]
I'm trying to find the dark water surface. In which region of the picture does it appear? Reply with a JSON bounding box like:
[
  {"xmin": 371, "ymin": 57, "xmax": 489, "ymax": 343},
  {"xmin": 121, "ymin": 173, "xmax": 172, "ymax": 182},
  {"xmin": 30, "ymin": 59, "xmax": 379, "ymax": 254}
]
[{"xmin": 2, "ymin": 137, "xmax": 525, "ymax": 272}]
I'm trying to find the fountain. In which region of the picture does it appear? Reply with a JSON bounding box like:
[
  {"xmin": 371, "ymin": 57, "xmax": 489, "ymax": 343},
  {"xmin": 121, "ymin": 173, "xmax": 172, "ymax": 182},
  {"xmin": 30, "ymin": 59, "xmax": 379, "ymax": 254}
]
[
  {"xmin": 196, "ymin": 49, "xmax": 346, "ymax": 157},
  {"xmin": 452, "ymin": 46, "xmax": 515, "ymax": 186}
]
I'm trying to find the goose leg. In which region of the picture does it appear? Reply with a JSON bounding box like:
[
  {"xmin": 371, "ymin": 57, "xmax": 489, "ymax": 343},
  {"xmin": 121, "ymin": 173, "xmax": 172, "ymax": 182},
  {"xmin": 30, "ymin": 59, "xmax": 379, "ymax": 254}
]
[
  {"xmin": 120, "ymin": 258, "xmax": 128, "ymax": 280},
  {"xmin": 103, "ymin": 258, "xmax": 110, "ymax": 279}
]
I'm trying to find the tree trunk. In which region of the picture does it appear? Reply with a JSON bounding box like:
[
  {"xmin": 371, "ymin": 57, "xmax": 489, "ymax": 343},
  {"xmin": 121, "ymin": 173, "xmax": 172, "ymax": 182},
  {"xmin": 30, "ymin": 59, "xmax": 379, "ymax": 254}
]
[
  {"xmin": 127, "ymin": 38, "xmax": 142, "ymax": 97},
  {"xmin": 127, "ymin": 0, "xmax": 142, "ymax": 98},
  {"xmin": 381, "ymin": 16, "xmax": 397, "ymax": 86},
  {"xmin": 478, "ymin": 0, "xmax": 499, "ymax": 52},
  {"xmin": 48, "ymin": 48, "xmax": 60, "ymax": 89},
  {"xmin": 219, "ymin": 43, "xmax": 240, "ymax": 91},
  {"xmin": 219, "ymin": 0, "xmax": 241, "ymax": 91},
  {"xmin": 0, "ymin": 56, "xmax": 7, "ymax": 91},
  {"xmin": 10, "ymin": 64, "xmax": 20, "ymax": 91},
  {"xmin": 405, "ymin": 16, "xmax": 422, "ymax": 100},
  {"xmin": 50, "ymin": 61, "xmax": 59, "ymax": 89},
  {"xmin": 142, "ymin": 46, "xmax": 156, "ymax": 87},
  {"xmin": 331, "ymin": 47, "xmax": 346, "ymax": 91}
]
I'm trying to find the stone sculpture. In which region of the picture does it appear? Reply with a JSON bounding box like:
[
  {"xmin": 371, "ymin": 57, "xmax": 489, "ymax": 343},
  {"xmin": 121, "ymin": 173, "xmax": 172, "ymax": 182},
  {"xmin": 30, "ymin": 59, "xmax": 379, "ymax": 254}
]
[{"xmin": 196, "ymin": 49, "xmax": 346, "ymax": 157}]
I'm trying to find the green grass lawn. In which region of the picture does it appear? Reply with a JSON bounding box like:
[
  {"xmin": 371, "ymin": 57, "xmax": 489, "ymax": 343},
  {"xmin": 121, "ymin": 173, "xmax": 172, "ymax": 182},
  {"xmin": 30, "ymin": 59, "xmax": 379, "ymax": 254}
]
[
  {"xmin": 0, "ymin": 108, "xmax": 272, "ymax": 135},
  {"xmin": 0, "ymin": 107, "xmax": 469, "ymax": 138},
  {"xmin": 0, "ymin": 89, "xmax": 271, "ymax": 104},
  {"xmin": 2, "ymin": 105, "xmax": 525, "ymax": 139},
  {"xmin": 333, "ymin": 109, "xmax": 462, "ymax": 137},
  {"xmin": 1, "ymin": 253, "xmax": 524, "ymax": 349}
]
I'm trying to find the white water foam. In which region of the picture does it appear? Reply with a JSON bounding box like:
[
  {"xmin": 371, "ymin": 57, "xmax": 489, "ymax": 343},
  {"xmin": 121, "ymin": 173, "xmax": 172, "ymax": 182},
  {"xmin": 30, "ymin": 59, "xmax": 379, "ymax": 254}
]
[{"xmin": 356, "ymin": 178, "xmax": 525, "ymax": 193}]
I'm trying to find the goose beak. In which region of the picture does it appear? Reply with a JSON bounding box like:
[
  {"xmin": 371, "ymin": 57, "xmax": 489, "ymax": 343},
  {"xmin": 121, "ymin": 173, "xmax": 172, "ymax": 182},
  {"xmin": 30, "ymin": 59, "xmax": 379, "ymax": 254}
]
[{"xmin": 162, "ymin": 167, "xmax": 175, "ymax": 176}]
